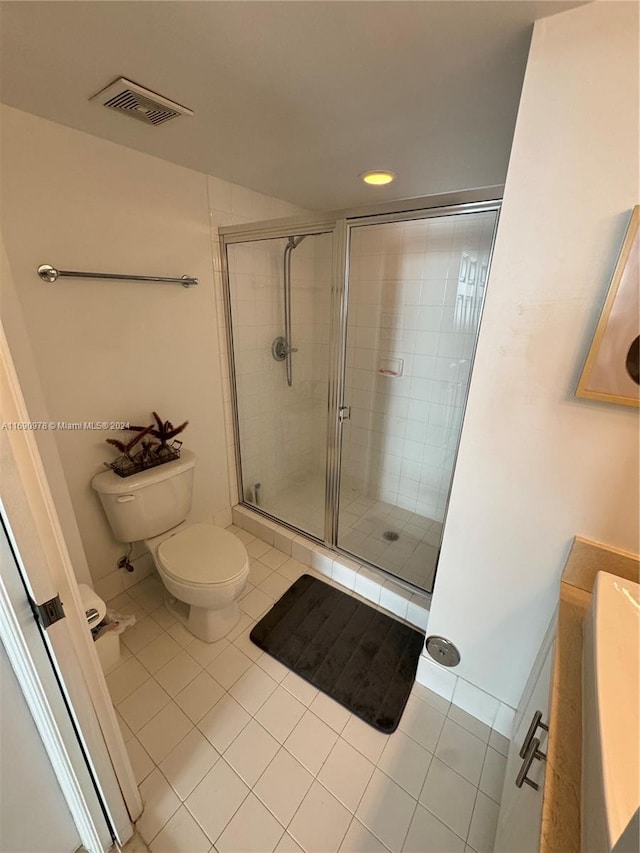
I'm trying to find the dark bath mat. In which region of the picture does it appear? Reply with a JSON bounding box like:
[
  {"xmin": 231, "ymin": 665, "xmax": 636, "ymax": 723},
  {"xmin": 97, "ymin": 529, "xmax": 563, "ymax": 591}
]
[{"xmin": 250, "ymin": 574, "xmax": 425, "ymax": 733}]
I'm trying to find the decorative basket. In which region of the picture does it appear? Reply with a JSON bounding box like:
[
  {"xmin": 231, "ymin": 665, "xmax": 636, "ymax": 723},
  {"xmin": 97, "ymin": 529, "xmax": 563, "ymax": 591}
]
[{"xmin": 106, "ymin": 441, "xmax": 182, "ymax": 478}]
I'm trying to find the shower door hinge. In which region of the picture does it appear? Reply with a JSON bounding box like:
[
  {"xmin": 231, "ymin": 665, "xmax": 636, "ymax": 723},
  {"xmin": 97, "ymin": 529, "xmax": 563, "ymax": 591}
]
[
  {"xmin": 31, "ymin": 594, "xmax": 66, "ymax": 630},
  {"xmin": 339, "ymin": 405, "xmax": 352, "ymax": 423}
]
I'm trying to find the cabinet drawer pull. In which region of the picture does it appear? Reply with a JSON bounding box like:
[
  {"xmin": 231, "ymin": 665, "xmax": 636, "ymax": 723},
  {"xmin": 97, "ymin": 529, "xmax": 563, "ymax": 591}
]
[
  {"xmin": 516, "ymin": 736, "xmax": 546, "ymax": 790},
  {"xmin": 519, "ymin": 709, "xmax": 549, "ymax": 758}
]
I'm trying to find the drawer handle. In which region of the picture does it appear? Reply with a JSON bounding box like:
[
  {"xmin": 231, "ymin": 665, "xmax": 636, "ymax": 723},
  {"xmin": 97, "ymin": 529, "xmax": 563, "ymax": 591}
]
[
  {"xmin": 519, "ymin": 709, "xmax": 549, "ymax": 758},
  {"xmin": 516, "ymin": 736, "xmax": 546, "ymax": 790}
]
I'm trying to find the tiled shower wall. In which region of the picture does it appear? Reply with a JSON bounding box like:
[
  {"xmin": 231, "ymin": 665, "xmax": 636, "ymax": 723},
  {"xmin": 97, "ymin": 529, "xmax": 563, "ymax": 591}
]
[
  {"xmin": 209, "ymin": 184, "xmax": 308, "ymax": 516},
  {"xmin": 342, "ymin": 212, "xmax": 497, "ymax": 521},
  {"xmin": 225, "ymin": 233, "xmax": 332, "ymax": 513}
]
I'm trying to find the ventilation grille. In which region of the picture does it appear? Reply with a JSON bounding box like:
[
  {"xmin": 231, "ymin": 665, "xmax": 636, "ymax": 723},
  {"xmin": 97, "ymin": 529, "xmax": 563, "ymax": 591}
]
[
  {"xmin": 90, "ymin": 77, "xmax": 193, "ymax": 127},
  {"xmin": 103, "ymin": 89, "xmax": 179, "ymax": 126}
]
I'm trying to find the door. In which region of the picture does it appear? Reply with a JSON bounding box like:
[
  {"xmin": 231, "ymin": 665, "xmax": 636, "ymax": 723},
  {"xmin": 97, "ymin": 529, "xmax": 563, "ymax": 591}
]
[
  {"xmin": 494, "ymin": 615, "xmax": 555, "ymax": 852},
  {"xmin": 0, "ymin": 517, "xmax": 95, "ymax": 853},
  {"xmin": 226, "ymin": 232, "xmax": 333, "ymax": 539},
  {"xmin": 336, "ymin": 208, "xmax": 499, "ymax": 592},
  {"xmin": 0, "ymin": 637, "xmax": 80, "ymax": 853},
  {"xmin": 0, "ymin": 323, "xmax": 136, "ymax": 851}
]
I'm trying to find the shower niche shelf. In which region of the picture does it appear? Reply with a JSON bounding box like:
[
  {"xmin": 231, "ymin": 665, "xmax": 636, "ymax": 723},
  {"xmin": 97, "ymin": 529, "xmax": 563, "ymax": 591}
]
[{"xmin": 378, "ymin": 356, "xmax": 404, "ymax": 377}]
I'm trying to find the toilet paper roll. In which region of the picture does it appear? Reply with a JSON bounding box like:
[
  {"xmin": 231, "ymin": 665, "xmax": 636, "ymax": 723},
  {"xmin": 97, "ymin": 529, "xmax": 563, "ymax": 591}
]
[{"xmin": 77, "ymin": 583, "xmax": 107, "ymax": 627}]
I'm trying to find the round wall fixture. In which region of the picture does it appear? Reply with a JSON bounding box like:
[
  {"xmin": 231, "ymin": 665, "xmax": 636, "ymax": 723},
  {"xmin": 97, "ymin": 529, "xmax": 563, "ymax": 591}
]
[{"xmin": 426, "ymin": 635, "xmax": 461, "ymax": 667}]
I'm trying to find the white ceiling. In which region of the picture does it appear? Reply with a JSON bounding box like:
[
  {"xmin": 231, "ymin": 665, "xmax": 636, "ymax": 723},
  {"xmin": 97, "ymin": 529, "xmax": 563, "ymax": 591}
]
[{"xmin": 0, "ymin": 1, "xmax": 586, "ymax": 210}]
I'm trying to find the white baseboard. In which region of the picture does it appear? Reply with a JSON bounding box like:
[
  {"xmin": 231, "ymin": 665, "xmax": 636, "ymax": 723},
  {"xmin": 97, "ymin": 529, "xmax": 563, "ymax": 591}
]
[{"xmin": 416, "ymin": 652, "xmax": 516, "ymax": 738}]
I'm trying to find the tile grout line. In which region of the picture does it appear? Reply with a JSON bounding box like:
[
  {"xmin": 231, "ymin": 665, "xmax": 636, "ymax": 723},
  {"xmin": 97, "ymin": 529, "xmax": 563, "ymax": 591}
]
[
  {"xmin": 119, "ymin": 595, "xmax": 452, "ymax": 767},
  {"xmin": 183, "ymin": 755, "xmax": 253, "ymax": 849},
  {"xmin": 429, "ymin": 709, "xmax": 490, "ymax": 846}
]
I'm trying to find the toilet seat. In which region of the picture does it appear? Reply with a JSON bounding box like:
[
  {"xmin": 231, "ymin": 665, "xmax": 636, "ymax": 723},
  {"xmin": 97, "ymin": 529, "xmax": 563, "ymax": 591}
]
[{"xmin": 156, "ymin": 523, "xmax": 248, "ymax": 587}]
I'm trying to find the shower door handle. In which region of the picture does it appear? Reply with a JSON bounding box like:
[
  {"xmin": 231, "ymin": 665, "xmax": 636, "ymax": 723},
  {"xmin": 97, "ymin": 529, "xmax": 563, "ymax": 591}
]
[{"xmin": 339, "ymin": 406, "xmax": 351, "ymax": 423}]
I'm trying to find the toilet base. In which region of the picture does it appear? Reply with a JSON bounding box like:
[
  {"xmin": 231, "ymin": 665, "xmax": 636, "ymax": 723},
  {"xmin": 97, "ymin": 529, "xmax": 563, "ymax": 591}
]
[{"xmin": 165, "ymin": 592, "xmax": 241, "ymax": 643}]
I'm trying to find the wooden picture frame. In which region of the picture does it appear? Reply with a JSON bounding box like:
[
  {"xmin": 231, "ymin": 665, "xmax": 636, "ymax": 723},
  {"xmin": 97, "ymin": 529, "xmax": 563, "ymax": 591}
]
[{"xmin": 576, "ymin": 205, "xmax": 640, "ymax": 407}]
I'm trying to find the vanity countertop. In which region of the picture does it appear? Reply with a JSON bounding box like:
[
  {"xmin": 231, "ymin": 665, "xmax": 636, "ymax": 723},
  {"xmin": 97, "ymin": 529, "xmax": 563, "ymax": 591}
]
[{"xmin": 540, "ymin": 536, "xmax": 639, "ymax": 853}]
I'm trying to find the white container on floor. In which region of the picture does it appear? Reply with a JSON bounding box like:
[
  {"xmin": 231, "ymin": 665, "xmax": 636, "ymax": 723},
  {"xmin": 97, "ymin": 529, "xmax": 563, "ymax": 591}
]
[
  {"xmin": 78, "ymin": 583, "xmax": 121, "ymax": 674},
  {"xmin": 94, "ymin": 631, "xmax": 121, "ymax": 675}
]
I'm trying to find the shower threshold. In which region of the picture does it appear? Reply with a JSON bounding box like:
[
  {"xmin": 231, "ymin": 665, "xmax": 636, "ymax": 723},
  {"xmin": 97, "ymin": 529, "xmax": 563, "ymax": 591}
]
[
  {"xmin": 246, "ymin": 476, "xmax": 442, "ymax": 593},
  {"xmin": 232, "ymin": 502, "xmax": 431, "ymax": 632}
]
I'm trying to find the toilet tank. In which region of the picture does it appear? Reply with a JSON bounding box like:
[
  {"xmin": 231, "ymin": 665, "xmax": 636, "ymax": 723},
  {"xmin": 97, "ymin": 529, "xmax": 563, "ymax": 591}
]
[{"xmin": 91, "ymin": 449, "xmax": 196, "ymax": 543}]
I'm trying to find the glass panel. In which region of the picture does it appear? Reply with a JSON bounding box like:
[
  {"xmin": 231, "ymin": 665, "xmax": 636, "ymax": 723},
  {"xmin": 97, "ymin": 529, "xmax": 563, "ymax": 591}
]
[
  {"xmin": 227, "ymin": 233, "xmax": 332, "ymax": 539},
  {"xmin": 338, "ymin": 211, "xmax": 498, "ymax": 591}
]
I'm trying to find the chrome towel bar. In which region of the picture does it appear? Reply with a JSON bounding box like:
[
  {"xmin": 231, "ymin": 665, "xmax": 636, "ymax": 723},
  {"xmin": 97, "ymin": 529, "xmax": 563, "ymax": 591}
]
[{"xmin": 37, "ymin": 264, "xmax": 198, "ymax": 287}]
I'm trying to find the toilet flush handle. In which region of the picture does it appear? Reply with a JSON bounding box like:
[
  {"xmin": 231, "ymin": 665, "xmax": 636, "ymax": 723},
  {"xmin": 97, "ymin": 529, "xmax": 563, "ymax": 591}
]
[{"xmin": 116, "ymin": 495, "xmax": 136, "ymax": 503}]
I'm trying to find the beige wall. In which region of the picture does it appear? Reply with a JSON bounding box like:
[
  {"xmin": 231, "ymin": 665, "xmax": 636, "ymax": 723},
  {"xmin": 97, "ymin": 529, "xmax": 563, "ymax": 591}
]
[
  {"xmin": 1, "ymin": 233, "xmax": 93, "ymax": 587},
  {"xmin": 425, "ymin": 0, "xmax": 639, "ymax": 711},
  {"xmin": 0, "ymin": 105, "xmax": 302, "ymax": 600}
]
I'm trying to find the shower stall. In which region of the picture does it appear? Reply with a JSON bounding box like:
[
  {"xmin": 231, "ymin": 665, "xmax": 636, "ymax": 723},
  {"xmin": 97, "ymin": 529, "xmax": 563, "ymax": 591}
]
[{"xmin": 221, "ymin": 189, "xmax": 500, "ymax": 593}]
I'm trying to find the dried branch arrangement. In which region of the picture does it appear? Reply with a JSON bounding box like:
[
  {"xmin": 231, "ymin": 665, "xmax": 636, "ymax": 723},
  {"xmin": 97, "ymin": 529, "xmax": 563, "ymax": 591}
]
[{"xmin": 105, "ymin": 412, "xmax": 189, "ymax": 477}]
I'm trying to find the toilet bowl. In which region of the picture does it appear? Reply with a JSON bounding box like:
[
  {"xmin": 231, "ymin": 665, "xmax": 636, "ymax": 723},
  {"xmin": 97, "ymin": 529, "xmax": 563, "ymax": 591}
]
[{"xmin": 145, "ymin": 521, "xmax": 249, "ymax": 643}]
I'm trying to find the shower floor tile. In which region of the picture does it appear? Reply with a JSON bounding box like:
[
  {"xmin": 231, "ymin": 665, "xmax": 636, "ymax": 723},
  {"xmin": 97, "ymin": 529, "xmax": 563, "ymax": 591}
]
[
  {"xmin": 257, "ymin": 476, "xmax": 442, "ymax": 591},
  {"xmin": 110, "ymin": 540, "xmax": 506, "ymax": 853}
]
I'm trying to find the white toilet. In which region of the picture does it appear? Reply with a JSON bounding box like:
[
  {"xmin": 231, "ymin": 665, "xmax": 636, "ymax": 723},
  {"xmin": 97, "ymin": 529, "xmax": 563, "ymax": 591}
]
[{"xmin": 92, "ymin": 450, "xmax": 249, "ymax": 642}]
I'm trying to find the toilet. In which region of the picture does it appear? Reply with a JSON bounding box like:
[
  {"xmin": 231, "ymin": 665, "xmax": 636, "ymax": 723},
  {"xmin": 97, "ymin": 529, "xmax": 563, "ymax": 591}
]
[{"xmin": 91, "ymin": 449, "xmax": 249, "ymax": 642}]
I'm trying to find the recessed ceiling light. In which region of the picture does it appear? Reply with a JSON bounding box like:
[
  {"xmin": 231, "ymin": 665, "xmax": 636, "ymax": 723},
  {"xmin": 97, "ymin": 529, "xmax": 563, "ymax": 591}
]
[{"xmin": 359, "ymin": 170, "xmax": 397, "ymax": 186}]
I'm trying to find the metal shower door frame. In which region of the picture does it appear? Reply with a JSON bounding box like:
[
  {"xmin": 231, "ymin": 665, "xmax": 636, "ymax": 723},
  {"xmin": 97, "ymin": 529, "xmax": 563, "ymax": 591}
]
[
  {"xmin": 220, "ymin": 218, "xmax": 337, "ymax": 541},
  {"xmin": 329, "ymin": 201, "xmax": 502, "ymax": 590},
  {"xmin": 219, "ymin": 187, "xmax": 503, "ymax": 590}
]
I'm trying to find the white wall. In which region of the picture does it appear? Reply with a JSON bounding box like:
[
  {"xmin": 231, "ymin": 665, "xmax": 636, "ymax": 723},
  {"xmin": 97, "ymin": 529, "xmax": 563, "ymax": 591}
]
[
  {"xmin": 424, "ymin": 0, "xmax": 639, "ymax": 713},
  {"xmin": 0, "ymin": 105, "xmax": 302, "ymax": 601}
]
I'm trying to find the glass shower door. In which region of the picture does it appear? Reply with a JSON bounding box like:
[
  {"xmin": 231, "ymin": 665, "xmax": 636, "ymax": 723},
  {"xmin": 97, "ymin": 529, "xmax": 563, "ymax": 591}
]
[
  {"xmin": 337, "ymin": 210, "xmax": 498, "ymax": 591},
  {"xmin": 226, "ymin": 232, "xmax": 333, "ymax": 539}
]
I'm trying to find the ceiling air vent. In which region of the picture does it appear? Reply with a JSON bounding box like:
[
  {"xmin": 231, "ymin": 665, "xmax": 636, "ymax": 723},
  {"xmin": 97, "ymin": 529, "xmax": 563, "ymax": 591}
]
[{"xmin": 90, "ymin": 77, "xmax": 193, "ymax": 126}]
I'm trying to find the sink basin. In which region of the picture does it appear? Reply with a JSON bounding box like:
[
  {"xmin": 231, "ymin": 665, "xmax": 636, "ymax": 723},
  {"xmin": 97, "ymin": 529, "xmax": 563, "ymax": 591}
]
[{"xmin": 582, "ymin": 571, "xmax": 639, "ymax": 852}]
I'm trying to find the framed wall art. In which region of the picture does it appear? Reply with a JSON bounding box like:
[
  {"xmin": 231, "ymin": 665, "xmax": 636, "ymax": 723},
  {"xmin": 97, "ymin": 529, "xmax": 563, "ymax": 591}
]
[{"xmin": 576, "ymin": 205, "xmax": 639, "ymax": 407}]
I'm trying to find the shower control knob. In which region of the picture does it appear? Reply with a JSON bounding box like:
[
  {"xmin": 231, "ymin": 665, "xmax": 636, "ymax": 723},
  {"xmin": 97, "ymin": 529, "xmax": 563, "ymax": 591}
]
[{"xmin": 272, "ymin": 336, "xmax": 297, "ymax": 361}]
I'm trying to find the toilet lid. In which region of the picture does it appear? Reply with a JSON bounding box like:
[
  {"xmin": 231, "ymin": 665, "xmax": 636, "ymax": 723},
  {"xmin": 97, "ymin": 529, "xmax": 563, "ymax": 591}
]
[{"xmin": 157, "ymin": 524, "xmax": 248, "ymax": 586}]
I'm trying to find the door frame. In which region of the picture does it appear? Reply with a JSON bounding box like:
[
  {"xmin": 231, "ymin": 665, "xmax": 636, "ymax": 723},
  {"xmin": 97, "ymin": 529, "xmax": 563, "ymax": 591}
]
[
  {"xmin": 220, "ymin": 223, "xmax": 337, "ymax": 530},
  {"xmin": 328, "ymin": 201, "xmax": 502, "ymax": 590},
  {"xmin": 0, "ymin": 322, "xmax": 141, "ymax": 849}
]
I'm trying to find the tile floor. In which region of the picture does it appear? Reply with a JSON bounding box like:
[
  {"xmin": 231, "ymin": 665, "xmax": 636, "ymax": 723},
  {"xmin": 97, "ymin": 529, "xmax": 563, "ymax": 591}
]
[
  {"xmin": 107, "ymin": 527, "xmax": 507, "ymax": 853},
  {"xmin": 254, "ymin": 476, "xmax": 441, "ymax": 592}
]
